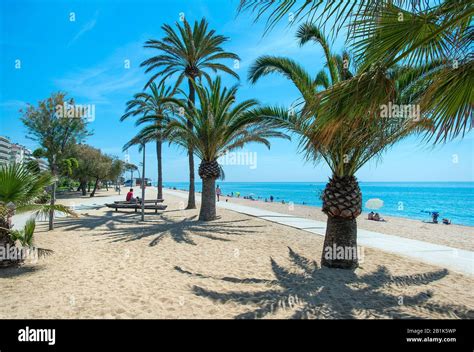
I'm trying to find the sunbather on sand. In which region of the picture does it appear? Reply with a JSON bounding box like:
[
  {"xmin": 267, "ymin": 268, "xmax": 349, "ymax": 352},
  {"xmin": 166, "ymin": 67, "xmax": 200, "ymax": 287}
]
[
  {"xmin": 442, "ymin": 218, "xmax": 451, "ymax": 225},
  {"xmin": 373, "ymin": 213, "xmax": 386, "ymax": 222}
]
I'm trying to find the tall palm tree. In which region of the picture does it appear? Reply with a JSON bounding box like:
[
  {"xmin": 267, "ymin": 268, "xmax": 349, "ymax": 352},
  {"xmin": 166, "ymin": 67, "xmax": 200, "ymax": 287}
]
[
  {"xmin": 249, "ymin": 24, "xmax": 428, "ymax": 269},
  {"xmin": 0, "ymin": 163, "xmax": 76, "ymax": 267},
  {"xmin": 121, "ymin": 82, "xmax": 175, "ymax": 200},
  {"xmin": 141, "ymin": 18, "xmax": 240, "ymax": 209},
  {"xmin": 239, "ymin": 0, "xmax": 473, "ymax": 141},
  {"xmin": 164, "ymin": 77, "xmax": 289, "ymax": 221}
]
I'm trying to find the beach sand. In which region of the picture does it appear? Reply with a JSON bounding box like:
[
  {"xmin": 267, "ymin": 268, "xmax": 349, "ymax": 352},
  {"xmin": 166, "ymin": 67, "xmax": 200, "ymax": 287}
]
[{"xmin": 0, "ymin": 188, "xmax": 473, "ymax": 319}]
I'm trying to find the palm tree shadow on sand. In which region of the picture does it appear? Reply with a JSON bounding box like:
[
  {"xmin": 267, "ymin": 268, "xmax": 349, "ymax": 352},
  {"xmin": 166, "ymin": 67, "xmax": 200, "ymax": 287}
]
[
  {"xmin": 51, "ymin": 211, "xmax": 264, "ymax": 246},
  {"xmin": 176, "ymin": 247, "xmax": 474, "ymax": 319}
]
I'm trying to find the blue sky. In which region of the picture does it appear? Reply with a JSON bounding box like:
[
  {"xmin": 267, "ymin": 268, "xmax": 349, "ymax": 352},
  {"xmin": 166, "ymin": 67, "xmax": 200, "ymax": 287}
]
[{"xmin": 1, "ymin": 0, "xmax": 472, "ymax": 182}]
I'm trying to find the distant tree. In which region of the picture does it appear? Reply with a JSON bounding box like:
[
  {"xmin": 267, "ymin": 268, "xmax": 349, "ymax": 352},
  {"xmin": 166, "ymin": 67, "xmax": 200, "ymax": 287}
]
[
  {"xmin": 124, "ymin": 163, "xmax": 138, "ymax": 185},
  {"xmin": 21, "ymin": 92, "xmax": 91, "ymax": 230},
  {"xmin": 88, "ymin": 150, "xmax": 112, "ymax": 197},
  {"xmin": 69, "ymin": 144, "xmax": 94, "ymax": 195},
  {"xmin": 107, "ymin": 158, "xmax": 125, "ymax": 190}
]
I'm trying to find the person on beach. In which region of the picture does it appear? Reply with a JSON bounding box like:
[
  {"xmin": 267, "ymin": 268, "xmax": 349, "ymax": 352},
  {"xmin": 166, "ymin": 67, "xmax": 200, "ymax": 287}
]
[
  {"xmin": 126, "ymin": 188, "xmax": 134, "ymax": 202},
  {"xmin": 216, "ymin": 185, "xmax": 222, "ymax": 202},
  {"xmin": 270, "ymin": 195, "xmax": 274, "ymax": 202},
  {"xmin": 126, "ymin": 189, "xmax": 140, "ymax": 203},
  {"xmin": 442, "ymin": 218, "xmax": 451, "ymax": 225},
  {"xmin": 368, "ymin": 211, "xmax": 375, "ymax": 220},
  {"xmin": 373, "ymin": 213, "xmax": 385, "ymax": 222}
]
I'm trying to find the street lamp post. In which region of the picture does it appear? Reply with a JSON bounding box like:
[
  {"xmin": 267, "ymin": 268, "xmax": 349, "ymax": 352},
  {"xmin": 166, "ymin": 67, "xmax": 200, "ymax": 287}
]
[{"xmin": 141, "ymin": 144, "xmax": 146, "ymax": 221}]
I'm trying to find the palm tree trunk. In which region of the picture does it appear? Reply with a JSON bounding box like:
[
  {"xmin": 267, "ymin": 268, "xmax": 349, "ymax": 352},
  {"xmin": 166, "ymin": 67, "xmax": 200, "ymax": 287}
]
[
  {"xmin": 199, "ymin": 177, "xmax": 217, "ymax": 221},
  {"xmin": 320, "ymin": 175, "xmax": 361, "ymax": 269},
  {"xmin": 321, "ymin": 216, "xmax": 358, "ymax": 269},
  {"xmin": 156, "ymin": 139, "xmax": 163, "ymax": 200},
  {"xmin": 186, "ymin": 78, "xmax": 196, "ymax": 209},
  {"xmin": 48, "ymin": 181, "xmax": 56, "ymax": 231},
  {"xmin": 90, "ymin": 177, "xmax": 99, "ymax": 197}
]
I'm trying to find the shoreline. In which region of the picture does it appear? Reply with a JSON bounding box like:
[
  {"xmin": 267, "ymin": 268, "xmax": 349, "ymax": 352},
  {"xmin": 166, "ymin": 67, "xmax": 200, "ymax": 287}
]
[
  {"xmin": 163, "ymin": 184, "xmax": 474, "ymax": 228},
  {"xmin": 165, "ymin": 187, "xmax": 474, "ymax": 251}
]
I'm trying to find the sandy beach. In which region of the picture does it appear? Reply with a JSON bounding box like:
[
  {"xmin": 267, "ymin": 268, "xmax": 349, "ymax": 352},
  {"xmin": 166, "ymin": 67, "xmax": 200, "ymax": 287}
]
[{"xmin": 0, "ymin": 188, "xmax": 472, "ymax": 319}]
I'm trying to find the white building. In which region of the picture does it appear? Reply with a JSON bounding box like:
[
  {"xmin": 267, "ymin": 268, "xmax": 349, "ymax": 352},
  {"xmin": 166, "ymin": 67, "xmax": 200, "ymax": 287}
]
[
  {"xmin": 37, "ymin": 158, "xmax": 49, "ymax": 172},
  {"xmin": 0, "ymin": 136, "xmax": 12, "ymax": 166},
  {"xmin": 10, "ymin": 143, "xmax": 26, "ymax": 163},
  {"xmin": 0, "ymin": 137, "xmax": 48, "ymax": 171}
]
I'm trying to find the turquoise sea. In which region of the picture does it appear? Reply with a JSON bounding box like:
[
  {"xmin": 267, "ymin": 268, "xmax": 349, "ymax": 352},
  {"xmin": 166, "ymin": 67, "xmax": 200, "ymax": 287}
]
[{"xmin": 162, "ymin": 182, "xmax": 474, "ymax": 227}]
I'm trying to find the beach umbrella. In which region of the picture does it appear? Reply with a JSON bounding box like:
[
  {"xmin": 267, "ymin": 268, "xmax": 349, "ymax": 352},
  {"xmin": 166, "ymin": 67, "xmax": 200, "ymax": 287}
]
[{"xmin": 365, "ymin": 198, "xmax": 384, "ymax": 210}]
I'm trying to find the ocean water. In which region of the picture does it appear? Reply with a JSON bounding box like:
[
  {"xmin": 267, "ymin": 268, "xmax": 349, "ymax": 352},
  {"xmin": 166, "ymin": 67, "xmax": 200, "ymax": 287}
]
[{"xmin": 162, "ymin": 181, "xmax": 474, "ymax": 227}]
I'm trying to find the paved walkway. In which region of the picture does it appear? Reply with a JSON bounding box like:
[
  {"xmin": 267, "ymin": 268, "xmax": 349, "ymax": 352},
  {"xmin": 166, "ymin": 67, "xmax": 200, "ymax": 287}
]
[
  {"xmin": 12, "ymin": 193, "xmax": 125, "ymax": 230},
  {"xmin": 164, "ymin": 189, "xmax": 474, "ymax": 276}
]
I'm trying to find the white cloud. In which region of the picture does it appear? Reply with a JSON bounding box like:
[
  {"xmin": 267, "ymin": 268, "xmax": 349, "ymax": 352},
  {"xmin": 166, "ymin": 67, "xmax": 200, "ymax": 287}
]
[
  {"xmin": 54, "ymin": 40, "xmax": 147, "ymax": 105},
  {"xmin": 67, "ymin": 11, "xmax": 99, "ymax": 47},
  {"xmin": 0, "ymin": 100, "xmax": 27, "ymax": 109}
]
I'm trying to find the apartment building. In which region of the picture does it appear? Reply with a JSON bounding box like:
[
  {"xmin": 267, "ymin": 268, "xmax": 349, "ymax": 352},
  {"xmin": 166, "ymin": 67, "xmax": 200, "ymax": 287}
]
[
  {"xmin": 0, "ymin": 136, "xmax": 12, "ymax": 166},
  {"xmin": 0, "ymin": 136, "xmax": 48, "ymax": 171}
]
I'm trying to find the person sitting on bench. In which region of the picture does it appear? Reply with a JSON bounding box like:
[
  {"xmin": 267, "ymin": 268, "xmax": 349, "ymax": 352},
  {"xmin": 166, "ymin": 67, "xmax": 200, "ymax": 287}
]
[{"xmin": 125, "ymin": 188, "xmax": 140, "ymax": 203}]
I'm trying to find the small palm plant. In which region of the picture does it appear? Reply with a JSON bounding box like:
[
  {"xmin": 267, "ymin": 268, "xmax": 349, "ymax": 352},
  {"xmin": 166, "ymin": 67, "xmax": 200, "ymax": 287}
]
[
  {"xmin": 0, "ymin": 163, "xmax": 76, "ymax": 267},
  {"xmin": 9, "ymin": 219, "xmax": 53, "ymax": 259},
  {"xmin": 164, "ymin": 77, "xmax": 289, "ymax": 221},
  {"xmin": 121, "ymin": 82, "xmax": 176, "ymax": 200},
  {"xmin": 249, "ymin": 24, "xmax": 428, "ymax": 269}
]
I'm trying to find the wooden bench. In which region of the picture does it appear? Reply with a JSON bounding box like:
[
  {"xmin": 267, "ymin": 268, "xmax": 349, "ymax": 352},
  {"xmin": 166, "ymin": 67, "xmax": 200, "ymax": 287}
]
[
  {"xmin": 105, "ymin": 203, "xmax": 167, "ymax": 213},
  {"xmin": 114, "ymin": 199, "xmax": 164, "ymax": 204}
]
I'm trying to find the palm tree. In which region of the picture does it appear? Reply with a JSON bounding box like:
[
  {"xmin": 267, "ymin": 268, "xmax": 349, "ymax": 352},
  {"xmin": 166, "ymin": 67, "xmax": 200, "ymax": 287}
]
[
  {"xmin": 124, "ymin": 163, "xmax": 138, "ymax": 186},
  {"xmin": 318, "ymin": 1, "xmax": 473, "ymax": 143},
  {"xmin": 141, "ymin": 18, "xmax": 240, "ymax": 209},
  {"xmin": 239, "ymin": 0, "xmax": 473, "ymax": 141},
  {"xmin": 164, "ymin": 77, "xmax": 289, "ymax": 221},
  {"xmin": 0, "ymin": 163, "xmax": 76, "ymax": 267},
  {"xmin": 249, "ymin": 24, "xmax": 427, "ymax": 269},
  {"xmin": 121, "ymin": 82, "xmax": 175, "ymax": 200}
]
